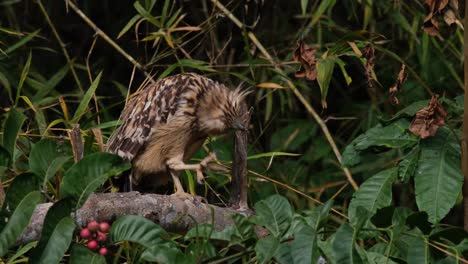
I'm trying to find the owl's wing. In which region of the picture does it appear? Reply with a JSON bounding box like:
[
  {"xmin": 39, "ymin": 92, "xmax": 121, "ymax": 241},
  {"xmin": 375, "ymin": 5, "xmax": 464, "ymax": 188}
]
[{"xmin": 106, "ymin": 76, "xmax": 186, "ymax": 161}]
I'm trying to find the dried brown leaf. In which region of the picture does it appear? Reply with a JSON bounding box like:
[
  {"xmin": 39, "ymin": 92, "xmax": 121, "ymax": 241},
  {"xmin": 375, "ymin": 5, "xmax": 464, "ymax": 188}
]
[
  {"xmin": 389, "ymin": 64, "xmax": 407, "ymax": 105},
  {"xmin": 293, "ymin": 41, "xmax": 317, "ymax": 81},
  {"xmin": 409, "ymin": 96, "xmax": 447, "ymax": 139}
]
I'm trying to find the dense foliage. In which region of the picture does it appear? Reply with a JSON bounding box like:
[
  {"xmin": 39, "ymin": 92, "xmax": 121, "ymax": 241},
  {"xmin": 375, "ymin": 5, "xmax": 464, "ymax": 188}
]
[{"xmin": 0, "ymin": 0, "xmax": 466, "ymax": 263}]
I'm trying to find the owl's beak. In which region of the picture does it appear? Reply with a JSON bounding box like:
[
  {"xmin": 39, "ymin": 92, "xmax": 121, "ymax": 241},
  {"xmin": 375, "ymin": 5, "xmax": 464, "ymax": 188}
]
[{"xmin": 232, "ymin": 119, "xmax": 246, "ymax": 131}]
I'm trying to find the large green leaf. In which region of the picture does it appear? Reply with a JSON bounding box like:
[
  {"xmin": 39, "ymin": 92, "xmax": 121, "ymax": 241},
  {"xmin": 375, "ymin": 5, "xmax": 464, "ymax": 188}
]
[
  {"xmin": 30, "ymin": 199, "xmax": 74, "ymax": 263},
  {"xmin": 29, "ymin": 138, "xmax": 72, "ymax": 187},
  {"xmin": 316, "ymin": 57, "xmax": 335, "ymax": 107},
  {"xmin": 354, "ymin": 119, "xmax": 417, "ymax": 150},
  {"xmin": 291, "ymin": 223, "xmax": 320, "ymax": 264},
  {"xmin": 348, "ymin": 168, "xmax": 396, "ymax": 225},
  {"xmin": 36, "ymin": 217, "xmax": 75, "ymax": 264},
  {"xmin": 69, "ymin": 243, "xmax": 106, "ymax": 264},
  {"xmin": 332, "ymin": 223, "xmax": 364, "ymax": 264},
  {"xmin": 72, "ymin": 71, "xmax": 103, "ymax": 122},
  {"xmin": 366, "ymin": 252, "xmax": 399, "ymax": 264},
  {"xmin": 275, "ymin": 243, "xmax": 293, "ymax": 264},
  {"xmin": 0, "ymin": 191, "xmax": 42, "ymax": 257},
  {"xmin": 252, "ymin": 194, "xmax": 293, "ymax": 237},
  {"xmin": 389, "ymin": 100, "xmax": 429, "ymax": 121},
  {"xmin": 109, "ymin": 215, "xmax": 166, "ymax": 248},
  {"xmin": 303, "ymin": 199, "xmax": 333, "ymax": 230},
  {"xmin": 415, "ymin": 127, "xmax": 463, "ymax": 224},
  {"xmin": 1, "ymin": 173, "xmax": 41, "ymax": 216},
  {"xmin": 2, "ymin": 108, "xmax": 26, "ymax": 159},
  {"xmin": 398, "ymin": 146, "xmax": 420, "ymax": 182},
  {"xmin": 342, "ymin": 119, "xmax": 418, "ymax": 167},
  {"xmin": 60, "ymin": 152, "xmax": 130, "ymax": 207},
  {"xmin": 407, "ymin": 235, "xmax": 429, "ymax": 264},
  {"xmin": 141, "ymin": 243, "xmax": 194, "ymax": 264},
  {"xmin": 255, "ymin": 235, "xmax": 280, "ymax": 264}
]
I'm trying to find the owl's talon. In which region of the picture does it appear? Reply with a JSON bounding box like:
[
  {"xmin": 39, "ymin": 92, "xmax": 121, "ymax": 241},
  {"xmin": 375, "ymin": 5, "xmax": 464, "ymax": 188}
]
[
  {"xmin": 196, "ymin": 169, "xmax": 205, "ymax": 184},
  {"xmin": 200, "ymin": 152, "xmax": 217, "ymax": 167},
  {"xmin": 171, "ymin": 191, "xmax": 194, "ymax": 200}
]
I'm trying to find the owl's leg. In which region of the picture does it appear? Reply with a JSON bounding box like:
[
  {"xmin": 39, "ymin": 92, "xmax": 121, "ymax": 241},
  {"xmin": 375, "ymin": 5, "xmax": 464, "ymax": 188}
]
[{"xmin": 169, "ymin": 170, "xmax": 192, "ymax": 199}]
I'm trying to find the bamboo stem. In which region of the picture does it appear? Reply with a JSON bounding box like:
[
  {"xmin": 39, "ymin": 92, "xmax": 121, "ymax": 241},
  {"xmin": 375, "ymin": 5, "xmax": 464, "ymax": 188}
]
[{"xmin": 211, "ymin": 0, "xmax": 359, "ymax": 190}]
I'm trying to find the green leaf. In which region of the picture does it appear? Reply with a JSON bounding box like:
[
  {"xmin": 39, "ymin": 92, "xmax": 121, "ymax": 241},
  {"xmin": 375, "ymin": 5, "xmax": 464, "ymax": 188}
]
[
  {"xmin": 0, "ymin": 70, "xmax": 12, "ymax": 103},
  {"xmin": 342, "ymin": 119, "xmax": 417, "ymax": 167},
  {"xmin": 252, "ymin": 195, "xmax": 293, "ymax": 237},
  {"xmin": 186, "ymin": 241, "xmax": 217, "ymax": 262},
  {"xmin": 311, "ymin": 0, "xmax": 336, "ymax": 25},
  {"xmin": 30, "ymin": 199, "xmax": 74, "ymax": 263},
  {"xmin": 348, "ymin": 168, "xmax": 396, "ymax": 225},
  {"xmin": 300, "ymin": 0, "xmax": 309, "ymax": 15},
  {"xmin": 69, "ymin": 243, "xmax": 106, "ymax": 264},
  {"xmin": 415, "ymin": 127, "xmax": 463, "ymax": 224},
  {"xmin": 316, "ymin": 57, "xmax": 335, "ymax": 107},
  {"xmin": 159, "ymin": 59, "xmax": 215, "ymax": 79},
  {"xmin": 109, "ymin": 215, "xmax": 166, "ymax": 248},
  {"xmin": 6, "ymin": 241, "xmax": 37, "ymax": 264},
  {"xmin": 0, "ymin": 30, "xmax": 39, "ymax": 57},
  {"xmin": 407, "ymin": 235, "xmax": 429, "ymax": 264},
  {"xmin": 366, "ymin": 252, "xmax": 399, "ymax": 264},
  {"xmin": 60, "ymin": 152, "xmax": 130, "ymax": 207},
  {"xmin": 390, "ymin": 100, "xmax": 429, "ymax": 121},
  {"xmin": 1, "ymin": 173, "xmax": 41, "ymax": 215},
  {"xmin": 117, "ymin": 14, "xmax": 142, "ymax": 39},
  {"xmin": 332, "ymin": 223, "xmax": 364, "ymax": 264},
  {"xmin": 354, "ymin": 119, "xmax": 417, "ymax": 150},
  {"xmin": 35, "ymin": 217, "xmax": 75, "ymax": 264},
  {"xmin": 303, "ymin": 199, "xmax": 333, "ymax": 230},
  {"xmin": 275, "ymin": 243, "xmax": 293, "ymax": 264},
  {"xmin": 33, "ymin": 63, "xmax": 70, "ymax": 101},
  {"xmin": 0, "ymin": 191, "xmax": 42, "ymax": 257},
  {"xmin": 334, "ymin": 57, "xmax": 352, "ymax": 85},
  {"xmin": 29, "ymin": 138, "xmax": 72, "ymax": 187},
  {"xmin": 15, "ymin": 51, "xmax": 32, "ymax": 106},
  {"xmin": 134, "ymin": 1, "xmax": 161, "ymax": 27},
  {"xmin": 72, "ymin": 71, "xmax": 103, "ymax": 122},
  {"xmin": 255, "ymin": 235, "xmax": 280, "ymax": 264},
  {"xmin": 141, "ymin": 243, "xmax": 194, "ymax": 264},
  {"xmin": 2, "ymin": 108, "xmax": 26, "ymax": 159},
  {"xmin": 291, "ymin": 223, "xmax": 320, "ymax": 264},
  {"xmin": 398, "ymin": 146, "xmax": 420, "ymax": 182}
]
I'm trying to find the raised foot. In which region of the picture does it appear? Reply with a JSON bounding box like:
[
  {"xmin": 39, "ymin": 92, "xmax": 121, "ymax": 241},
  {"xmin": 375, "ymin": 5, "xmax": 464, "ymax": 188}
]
[{"xmin": 196, "ymin": 153, "xmax": 218, "ymax": 184}]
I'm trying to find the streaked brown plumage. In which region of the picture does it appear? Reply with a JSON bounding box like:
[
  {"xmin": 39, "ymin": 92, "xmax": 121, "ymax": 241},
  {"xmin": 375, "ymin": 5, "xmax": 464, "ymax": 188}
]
[{"xmin": 107, "ymin": 73, "xmax": 248, "ymax": 198}]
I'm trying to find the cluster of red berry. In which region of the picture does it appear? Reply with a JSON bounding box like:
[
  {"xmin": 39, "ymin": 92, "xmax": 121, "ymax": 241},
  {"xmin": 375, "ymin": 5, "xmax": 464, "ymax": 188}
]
[{"xmin": 79, "ymin": 220, "xmax": 110, "ymax": 255}]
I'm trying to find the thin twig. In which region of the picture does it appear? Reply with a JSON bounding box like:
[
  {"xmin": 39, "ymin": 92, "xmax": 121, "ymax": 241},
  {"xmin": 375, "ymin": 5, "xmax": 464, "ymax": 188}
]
[
  {"xmin": 37, "ymin": 0, "xmax": 83, "ymax": 92},
  {"xmin": 65, "ymin": 0, "xmax": 157, "ymax": 85},
  {"xmin": 211, "ymin": 0, "xmax": 359, "ymax": 190}
]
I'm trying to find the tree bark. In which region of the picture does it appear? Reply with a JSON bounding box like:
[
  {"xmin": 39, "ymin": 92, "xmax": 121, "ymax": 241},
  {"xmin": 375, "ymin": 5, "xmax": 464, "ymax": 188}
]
[{"xmin": 18, "ymin": 192, "xmax": 246, "ymax": 244}]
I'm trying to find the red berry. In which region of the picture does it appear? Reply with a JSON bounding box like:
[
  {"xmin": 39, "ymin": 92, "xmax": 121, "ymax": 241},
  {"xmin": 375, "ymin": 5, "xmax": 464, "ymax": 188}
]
[
  {"xmin": 99, "ymin": 222, "xmax": 110, "ymax": 233},
  {"xmin": 87, "ymin": 221, "xmax": 99, "ymax": 232},
  {"xmin": 87, "ymin": 240, "xmax": 99, "ymax": 251},
  {"xmin": 80, "ymin": 228, "xmax": 91, "ymax": 239},
  {"xmin": 96, "ymin": 231, "xmax": 107, "ymax": 242},
  {"xmin": 99, "ymin": 247, "xmax": 108, "ymax": 256}
]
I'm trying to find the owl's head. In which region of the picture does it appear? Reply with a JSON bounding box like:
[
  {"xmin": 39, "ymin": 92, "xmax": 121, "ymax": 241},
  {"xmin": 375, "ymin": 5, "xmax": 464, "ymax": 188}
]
[{"xmin": 198, "ymin": 86, "xmax": 251, "ymax": 135}]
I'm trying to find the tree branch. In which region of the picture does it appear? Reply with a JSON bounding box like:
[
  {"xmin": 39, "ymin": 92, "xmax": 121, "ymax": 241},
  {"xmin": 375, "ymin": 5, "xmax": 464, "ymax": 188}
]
[{"xmin": 18, "ymin": 192, "xmax": 244, "ymax": 244}]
